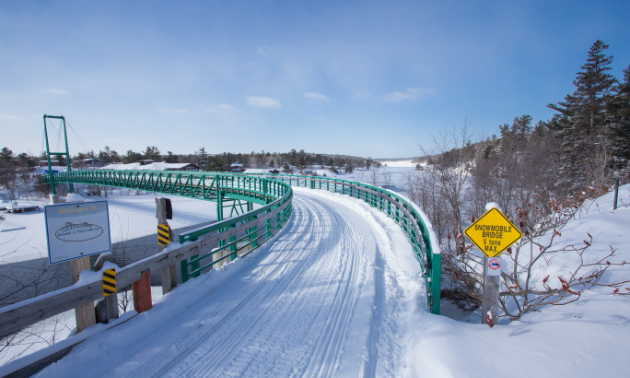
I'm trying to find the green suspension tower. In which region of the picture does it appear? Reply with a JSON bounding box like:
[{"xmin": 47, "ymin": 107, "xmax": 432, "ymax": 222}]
[{"xmin": 43, "ymin": 115, "xmax": 74, "ymax": 195}]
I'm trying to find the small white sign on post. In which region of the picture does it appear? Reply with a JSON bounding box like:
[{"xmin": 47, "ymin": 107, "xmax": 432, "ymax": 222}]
[
  {"xmin": 487, "ymin": 258, "xmax": 502, "ymax": 277},
  {"xmin": 45, "ymin": 200, "xmax": 111, "ymax": 264}
]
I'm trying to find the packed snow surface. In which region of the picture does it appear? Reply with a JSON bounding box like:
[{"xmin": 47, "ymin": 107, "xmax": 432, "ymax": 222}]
[
  {"xmin": 35, "ymin": 187, "xmax": 424, "ymax": 377},
  {"xmin": 16, "ymin": 185, "xmax": 630, "ymax": 377}
]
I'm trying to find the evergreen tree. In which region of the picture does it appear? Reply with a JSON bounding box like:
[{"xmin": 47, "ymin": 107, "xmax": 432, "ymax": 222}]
[
  {"xmin": 531, "ymin": 120, "xmax": 550, "ymax": 141},
  {"xmin": 197, "ymin": 147, "xmax": 208, "ymax": 161},
  {"xmin": 296, "ymin": 150, "xmax": 306, "ymax": 170},
  {"xmin": 513, "ymin": 114, "xmax": 533, "ymax": 142},
  {"xmin": 124, "ymin": 149, "xmax": 142, "ymax": 163},
  {"xmin": 0, "ymin": 147, "xmax": 14, "ymax": 161},
  {"xmin": 165, "ymin": 151, "xmax": 178, "ymax": 163},
  {"xmin": 607, "ymin": 65, "xmax": 630, "ymax": 165},
  {"xmin": 143, "ymin": 146, "xmax": 161, "ymax": 161},
  {"xmin": 547, "ymin": 40, "xmax": 617, "ymax": 187},
  {"xmin": 207, "ymin": 155, "xmax": 229, "ymax": 171}
]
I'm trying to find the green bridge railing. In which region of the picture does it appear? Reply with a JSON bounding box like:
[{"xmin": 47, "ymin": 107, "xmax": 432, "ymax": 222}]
[
  {"xmin": 45, "ymin": 169, "xmax": 441, "ymax": 314},
  {"xmin": 242, "ymin": 173, "xmax": 442, "ymax": 314}
]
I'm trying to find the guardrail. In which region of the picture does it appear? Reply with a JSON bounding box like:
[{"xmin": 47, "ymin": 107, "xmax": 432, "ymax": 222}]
[{"xmin": 243, "ymin": 173, "xmax": 442, "ymax": 315}]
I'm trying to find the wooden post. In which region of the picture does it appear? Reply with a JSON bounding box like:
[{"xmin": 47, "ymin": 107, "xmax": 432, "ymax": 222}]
[
  {"xmin": 70, "ymin": 256, "xmax": 96, "ymax": 333},
  {"xmin": 94, "ymin": 253, "xmax": 119, "ymax": 321},
  {"xmin": 132, "ymin": 270, "xmax": 152, "ymax": 313},
  {"xmin": 156, "ymin": 198, "xmax": 177, "ymax": 294}
]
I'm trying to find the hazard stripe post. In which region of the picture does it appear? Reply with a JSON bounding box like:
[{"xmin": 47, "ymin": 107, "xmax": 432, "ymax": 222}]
[
  {"xmin": 102, "ymin": 268, "xmax": 116, "ymax": 296},
  {"xmin": 158, "ymin": 224, "xmax": 170, "ymax": 246}
]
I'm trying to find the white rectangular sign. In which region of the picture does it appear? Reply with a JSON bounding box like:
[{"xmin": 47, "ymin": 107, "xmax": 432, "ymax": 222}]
[{"xmin": 45, "ymin": 200, "xmax": 111, "ymax": 264}]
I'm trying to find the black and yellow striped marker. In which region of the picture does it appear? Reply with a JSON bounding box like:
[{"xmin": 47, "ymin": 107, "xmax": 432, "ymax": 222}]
[
  {"xmin": 158, "ymin": 223, "xmax": 170, "ymax": 246},
  {"xmin": 102, "ymin": 268, "xmax": 116, "ymax": 297}
]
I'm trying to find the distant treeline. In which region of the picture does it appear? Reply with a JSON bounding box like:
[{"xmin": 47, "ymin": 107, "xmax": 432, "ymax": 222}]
[{"xmin": 0, "ymin": 145, "xmax": 384, "ymax": 173}]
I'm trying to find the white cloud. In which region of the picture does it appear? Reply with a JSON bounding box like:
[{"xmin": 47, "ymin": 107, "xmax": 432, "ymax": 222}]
[
  {"xmin": 0, "ymin": 115, "xmax": 27, "ymax": 122},
  {"xmin": 207, "ymin": 104, "xmax": 236, "ymax": 112},
  {"xmin": 246, "ymin": 96, "xmax": 282, "ymax": 109},
  {"xmin": 157, "ymin": 107, "xmax": 188, "ymax": 114},
  {"xmin": 41, "ymin": 88, "xmax": 69, "ymax": 95},
  {"xmin": 383, "ymin": 88, "xmax": 434, "ymax": 103},
  {"xmin": 303, "ymin": 92, "xmax": 331, "ymax": 103}
]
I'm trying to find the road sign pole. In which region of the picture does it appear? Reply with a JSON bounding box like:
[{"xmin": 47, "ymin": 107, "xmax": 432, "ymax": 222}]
[
  {"xmin": 465, "ymin": 203, "xmax": 521, "ymax": 328},
  {"xmin": 481, "ymin": 256, "xmax": 500, "ymax": 326}
]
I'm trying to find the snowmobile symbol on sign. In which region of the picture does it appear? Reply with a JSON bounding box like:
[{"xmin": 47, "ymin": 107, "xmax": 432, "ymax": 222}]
[
  {"xmin": 464, "ymin": 207, "xmax": 522, "ymax": 257},
  {"xmin": 55, "ymin": 221, "xmax": 104, "ymax": 242}
]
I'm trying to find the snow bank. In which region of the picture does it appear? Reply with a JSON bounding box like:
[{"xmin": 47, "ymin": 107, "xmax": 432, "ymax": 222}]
[{"xmin": 404, "ymin": 185, "xmax": 630, "ymax": 377}]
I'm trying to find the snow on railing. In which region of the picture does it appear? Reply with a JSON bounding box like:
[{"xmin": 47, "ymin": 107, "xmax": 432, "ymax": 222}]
[{"xmin": 244, "ymin": 173, "xmax": 442, "ymax": 314}]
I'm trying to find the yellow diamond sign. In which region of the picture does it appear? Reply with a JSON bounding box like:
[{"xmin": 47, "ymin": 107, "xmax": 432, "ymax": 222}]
[{"xmin": 464, "ymin": 207, "xmax": 522, "ymax": 257}]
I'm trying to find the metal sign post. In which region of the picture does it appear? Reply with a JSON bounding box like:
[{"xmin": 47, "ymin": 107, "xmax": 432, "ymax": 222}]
[
  {"xmin": 613, "ymin": 178, "xmax": 620, "ymax": 210},
  {"xmin": 465, "ymin": 204, "xmax": 522, "ymax": 327}
]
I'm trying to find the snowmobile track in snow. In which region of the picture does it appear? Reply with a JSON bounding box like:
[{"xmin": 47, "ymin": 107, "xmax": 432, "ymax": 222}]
[{"xmin": 36, "ymin": 188, "xmax": 419, "ymax": 378}]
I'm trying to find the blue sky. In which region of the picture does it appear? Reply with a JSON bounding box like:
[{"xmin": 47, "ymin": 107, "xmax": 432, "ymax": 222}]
[{"xmin": 1, "ymin": 0, "xmax": 629, "ymax": 158}]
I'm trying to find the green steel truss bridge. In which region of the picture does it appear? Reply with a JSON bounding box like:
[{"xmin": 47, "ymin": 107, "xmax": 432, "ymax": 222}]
[{"xmin": 44, "ymin": 168, "xmax": 441, "ymax": 314}]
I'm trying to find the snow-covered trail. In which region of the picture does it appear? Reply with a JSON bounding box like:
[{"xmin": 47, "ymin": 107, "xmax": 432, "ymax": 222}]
[{"xmin": 36, "ymin": 187, "xmax": 426, "ymax": 378}]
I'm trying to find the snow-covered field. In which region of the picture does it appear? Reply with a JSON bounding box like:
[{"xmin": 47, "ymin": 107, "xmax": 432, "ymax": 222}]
[
  {"xmin": 0, "ymin": 189, "xmax": 218, "ymax": 264},
  {"xmin": 379, "ymin": 159, "xmax": 418, "ymax": 168},
  {"xmin": 2, "ymin": 178, "xmax": 629, "ymax": 377}
]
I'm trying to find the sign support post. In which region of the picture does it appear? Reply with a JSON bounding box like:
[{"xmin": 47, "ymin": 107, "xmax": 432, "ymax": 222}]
[
  {"xmin": 481, "ymin": 256, "xmax": 501, "ymax": 326},
  {"xmin": 70, "ymin": 255, "xmax": 96, "ymax": 332},
  {"xmin": 464, "ymin": 203, "xmax": 522, "ymax": 328},
  {"xmin": 157, "ymin": 198, "xmax": 176, "ymax": 294}
]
